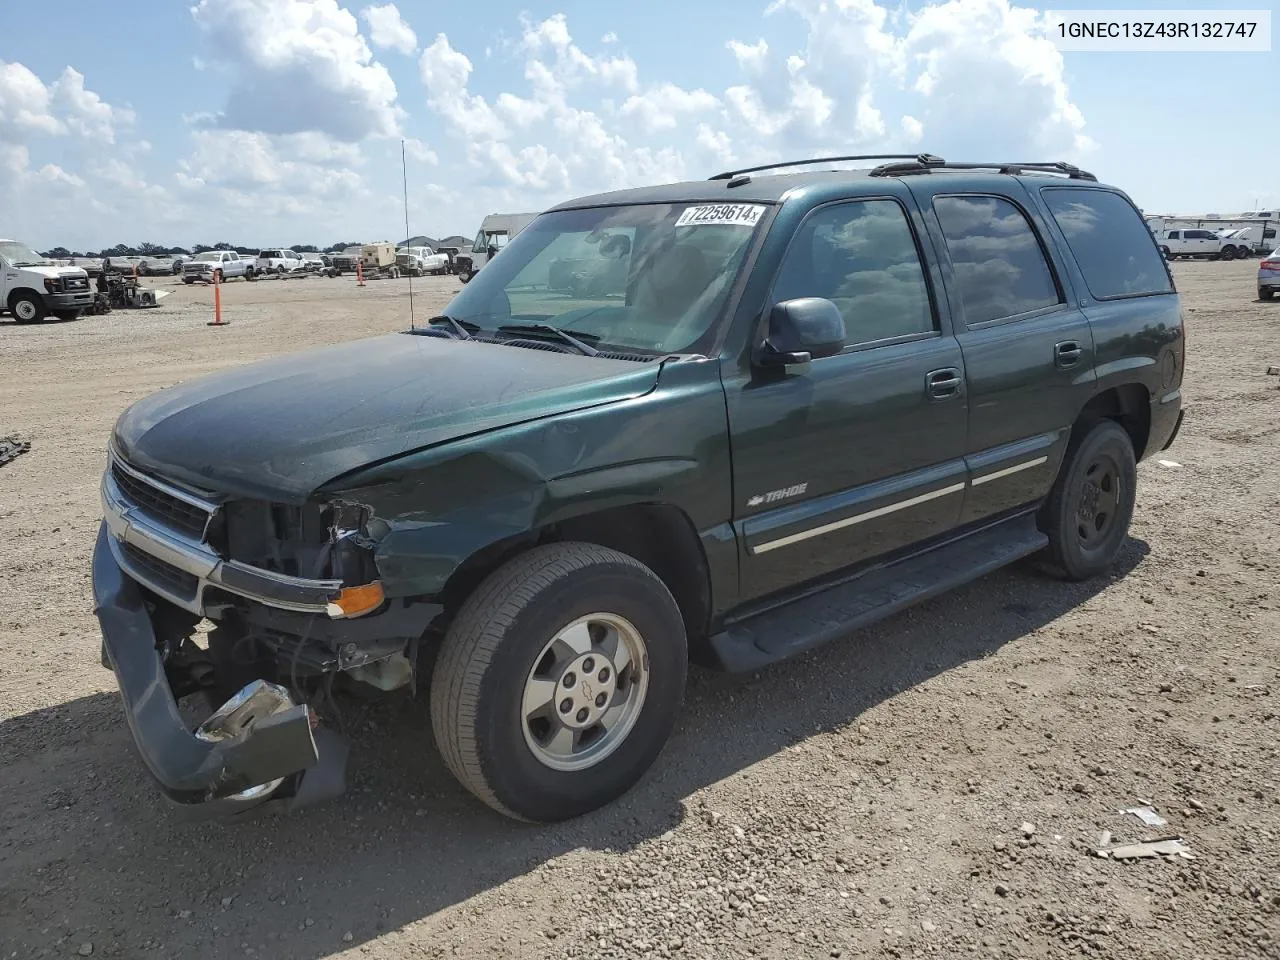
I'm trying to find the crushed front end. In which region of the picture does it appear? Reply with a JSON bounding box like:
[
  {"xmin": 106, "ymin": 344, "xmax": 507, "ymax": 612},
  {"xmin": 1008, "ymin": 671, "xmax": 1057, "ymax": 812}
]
[{"xmin": 93, "ymin": 446, "xmax": 442, "ymax": 820}]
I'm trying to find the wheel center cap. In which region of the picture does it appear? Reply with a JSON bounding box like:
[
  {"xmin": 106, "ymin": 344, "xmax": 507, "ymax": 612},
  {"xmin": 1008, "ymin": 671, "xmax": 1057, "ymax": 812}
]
[{"xmin": 1078, "ymin": 480, "xmax": 1100, "ymax": 521}]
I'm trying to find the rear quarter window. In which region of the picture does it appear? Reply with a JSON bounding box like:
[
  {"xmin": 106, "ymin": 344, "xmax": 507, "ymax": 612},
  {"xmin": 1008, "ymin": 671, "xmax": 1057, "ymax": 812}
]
[{"xmin": 1042, "ymin": 188, "xmax": 1174, "ymax": 300}]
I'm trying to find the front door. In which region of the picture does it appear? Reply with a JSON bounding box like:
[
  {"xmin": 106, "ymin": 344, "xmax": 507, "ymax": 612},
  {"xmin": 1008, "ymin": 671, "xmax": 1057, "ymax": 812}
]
[
  {"xmin": 725, "ymin": 195, "xmax": 970, "ymax": 605},
  {"xmin": 908, "ymin": 183, "xmax": 1096, "ymax": 525}
]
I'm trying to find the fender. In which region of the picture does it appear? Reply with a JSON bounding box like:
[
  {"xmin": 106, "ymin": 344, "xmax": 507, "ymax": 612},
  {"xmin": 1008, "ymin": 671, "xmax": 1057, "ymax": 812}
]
[{"xmin": 319, "ymin": 358, "xmax": 737, "ymax": 600}]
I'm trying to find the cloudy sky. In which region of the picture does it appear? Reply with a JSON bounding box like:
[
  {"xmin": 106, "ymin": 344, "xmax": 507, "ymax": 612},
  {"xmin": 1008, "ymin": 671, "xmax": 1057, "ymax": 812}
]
[{"xmin": 1, "ymin": 0, "xmax": 1274, "ymax": 251}]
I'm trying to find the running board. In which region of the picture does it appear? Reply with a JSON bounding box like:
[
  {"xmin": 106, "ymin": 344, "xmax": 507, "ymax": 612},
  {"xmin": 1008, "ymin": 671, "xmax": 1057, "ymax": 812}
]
[{"xmin": 708, "ymin": 513, "xmax": 1048, "ymax": 672}]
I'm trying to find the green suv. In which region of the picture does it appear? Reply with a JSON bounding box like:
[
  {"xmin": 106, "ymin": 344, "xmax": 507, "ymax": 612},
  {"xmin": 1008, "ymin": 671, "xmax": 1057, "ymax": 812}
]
[{"xmin": 93, "ymin": 154, "xmax": 1185, "ymax": 822}]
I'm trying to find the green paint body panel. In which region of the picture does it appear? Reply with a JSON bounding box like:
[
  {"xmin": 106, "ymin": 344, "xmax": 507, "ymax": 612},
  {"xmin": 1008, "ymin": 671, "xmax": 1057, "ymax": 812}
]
[{"xmin": 112, "ymin": 167, "xmax": 1186, "ymax": 652}]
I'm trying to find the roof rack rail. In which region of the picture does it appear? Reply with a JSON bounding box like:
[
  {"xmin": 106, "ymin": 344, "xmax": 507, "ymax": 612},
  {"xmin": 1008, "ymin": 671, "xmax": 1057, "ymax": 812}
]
[
  {"xmin": 868, "ymin": 159, "xmax": 1097, "ymax": 181},
  {"xmin": 708, "ymin": 153, "xmax": 946, "ymax": 181}
]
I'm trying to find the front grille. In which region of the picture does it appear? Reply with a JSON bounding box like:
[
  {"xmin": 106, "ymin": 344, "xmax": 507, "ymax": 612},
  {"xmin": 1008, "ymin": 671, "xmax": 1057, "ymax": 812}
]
[
  {"xmin": 119, "ymin": 540, "xmax": 199, "ymax": 599},
  {"xmin": 111, "ymin": 461, "xmax": 212, "ymax": 541}
]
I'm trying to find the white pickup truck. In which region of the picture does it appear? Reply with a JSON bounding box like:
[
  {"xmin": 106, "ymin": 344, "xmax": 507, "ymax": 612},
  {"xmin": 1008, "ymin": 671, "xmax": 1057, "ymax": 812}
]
[
  {"xmin": 255, "ymin": 248, "xmax": 307, "ymax": 275},
  {"xmin": 396, "ymin": 245, "xmax": 450, "ymax": 277},
  {"xmin": 1157, "ymin": 228, "xmax": 1251, "ymax": 261},
  {"xmin": 182, "ymin": 250, "xmax": 256, "ymax": 284},
  {"xmin": 1, "ymin": 238, "xmax": 93, "ymax": 323}
]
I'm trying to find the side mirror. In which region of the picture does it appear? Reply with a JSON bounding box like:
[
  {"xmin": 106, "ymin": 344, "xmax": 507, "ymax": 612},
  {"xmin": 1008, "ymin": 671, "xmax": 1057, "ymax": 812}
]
[{"xmin": 757, "ymin": 298, "xmax": 846, "ymax": 366}]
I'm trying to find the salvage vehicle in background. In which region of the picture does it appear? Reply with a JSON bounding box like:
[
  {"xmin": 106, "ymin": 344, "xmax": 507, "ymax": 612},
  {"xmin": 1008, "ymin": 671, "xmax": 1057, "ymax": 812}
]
[
  {"xmin": 182, "ymin": 250, "xmax": 255, "ymax": 284},
  {"xmin": 454, "ymin": 212, "xmax": 538, "ymax": 282},
  {"xmin": 256, "ymin": 249, "xmax": 305, "ymax": 275},
  {"xmin": 1, "ymin": 237, "xmax": 92, "ymax": 322},
  {"xmin": 1258, "ymin": 250, "xmax": 1280, "ymax": 300},
  {"xmin": 327, "ymin": 245, "xmax": 363, "ymax": 276},
  {"xmin": 396, "ymin": 245, "xmax": 449, "ymax": 277},
  {"xmin": 92, "ymin": 154, "xmax": 1184, "ymax": 824},
  {"xmin": 1157, "ymin": 228, "xmax": 1250, "ymax": 260}
]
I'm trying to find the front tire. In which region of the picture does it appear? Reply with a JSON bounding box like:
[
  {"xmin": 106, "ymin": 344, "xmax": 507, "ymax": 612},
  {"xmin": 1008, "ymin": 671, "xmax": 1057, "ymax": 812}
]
[
  {"xmin": 9, "ymin": 292, "xmax": 46, "ymax": 324},
  {"xmin": 1039, "ymin": 419, "xmax": 1137, "ymax": 581},
  {"xmin": 430, "ymin": 542, "xmax": 687, "ymax": 822},
  {"xmin": 1219, "ymin": 246, "xmax": 1236, "ymax": 261}
]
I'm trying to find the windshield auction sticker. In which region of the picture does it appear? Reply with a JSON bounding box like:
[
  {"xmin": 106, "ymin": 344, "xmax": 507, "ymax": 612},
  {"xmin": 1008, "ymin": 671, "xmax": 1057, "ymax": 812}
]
[{"xmin": 674, "ymin": 204, "xmax": 767, "ymax": 228}]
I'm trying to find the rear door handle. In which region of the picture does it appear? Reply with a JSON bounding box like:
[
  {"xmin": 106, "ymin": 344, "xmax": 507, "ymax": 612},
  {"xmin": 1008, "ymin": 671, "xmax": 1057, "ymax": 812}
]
[
  {"xmin": 926, "ymin": 367, "xmax": 963, "ymax": 400},
  {"xmin": 1054, "ymin": 340, "xmax": 1083, "ymax": 368}
]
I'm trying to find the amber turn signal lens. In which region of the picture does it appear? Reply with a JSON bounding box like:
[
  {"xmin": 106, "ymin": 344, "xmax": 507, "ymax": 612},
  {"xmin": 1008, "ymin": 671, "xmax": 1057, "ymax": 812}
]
[{"xmin": 325, "ymin": 582, "xmax": 385, "ymax": 619}]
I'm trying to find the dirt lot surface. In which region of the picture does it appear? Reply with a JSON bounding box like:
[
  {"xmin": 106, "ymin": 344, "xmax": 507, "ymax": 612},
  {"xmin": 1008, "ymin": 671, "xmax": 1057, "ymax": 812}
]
[{"xmin": 2, "ymin": 262, "xmax": 1277, "ymax": 960}]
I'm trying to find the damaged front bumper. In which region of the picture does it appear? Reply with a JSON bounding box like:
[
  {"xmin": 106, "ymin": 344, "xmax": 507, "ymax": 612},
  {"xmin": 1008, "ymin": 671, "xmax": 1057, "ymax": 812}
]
[{"xmin": 92, "ymin": 525, "xmax": 349, "ymax": 820}]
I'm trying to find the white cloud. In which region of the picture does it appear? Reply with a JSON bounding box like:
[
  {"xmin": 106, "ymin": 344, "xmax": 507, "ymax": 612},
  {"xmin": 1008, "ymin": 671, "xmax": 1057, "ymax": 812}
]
[
  {"xmin": 362, "ymin": 3, "xmax": 418, "ymax": 55},
  {"xmin": 50, "ymin": 67, "xmax": 134, "ymax": 142},
  {"xmin": 901, "ymin": 114, "xmax": 924, "ymax": 142},
  {"xmin": 0, "ymin": 61, "xmax": 61, "ymax": 135},
  {"xmin": 727, "ymin": 39, "xmax": 769, "ymax": 74},
  {"xmin": 419, "ymin": 34, "xmax": 507, "ymax": 141},
  {"xmin": 904, "ymin": 0, "xmax": 1093, "ymax": 155},
  {"xmin": 620, "ymin": 83, "xmax": 719, "ymax": 133},
  {"xmin": 402, "ymin": 137, "xmax": 439, "ymax": 164},
  {"xmin": 601, "ymin": 32, "xmax": 618, "ymax": 44},
  {"xmin": 190, "ymin": 0, "xmax": 400, "ymax": 141}
]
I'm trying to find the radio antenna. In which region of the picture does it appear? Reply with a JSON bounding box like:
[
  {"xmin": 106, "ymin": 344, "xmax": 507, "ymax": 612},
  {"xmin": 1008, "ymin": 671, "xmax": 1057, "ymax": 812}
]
[{"xmin": 401, "ymin": 138, "xmax": 415, "ymax": 330}]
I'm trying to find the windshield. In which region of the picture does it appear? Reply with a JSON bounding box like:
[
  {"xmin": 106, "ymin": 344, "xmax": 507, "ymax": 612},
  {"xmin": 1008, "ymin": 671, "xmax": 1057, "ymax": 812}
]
[
  {"xmin": 0, "ymin": 241, "xmax": 49, "ymax": 266},
  {"xmin": 194, "ymin": 252, "xmax": 223, "ymax": 261},
  {"xmin": 442, "ymin": 202, "xmax": 767, "ymax": 355}
]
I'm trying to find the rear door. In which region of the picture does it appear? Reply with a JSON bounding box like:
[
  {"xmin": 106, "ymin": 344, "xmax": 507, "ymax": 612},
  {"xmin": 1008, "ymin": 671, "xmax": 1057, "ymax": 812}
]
[
  {"xmin": 727, "ymin": 192, "xmax": 970, "ymax": 603},
  {"xmin": 907, "ymin": 180, "xmax": 1095, "ymax": 525}
]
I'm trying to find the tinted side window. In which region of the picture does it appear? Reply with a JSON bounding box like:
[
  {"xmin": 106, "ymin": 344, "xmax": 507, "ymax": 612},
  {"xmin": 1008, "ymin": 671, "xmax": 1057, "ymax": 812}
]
[
  {"xmin": 933, "ymin": 195, "xmax": 1061, "ymax": 324},
  {"xmin": 1042, "ymin": 188, "xmax": 1173, "ymax": 299},
  {"xmin": 772, "ymin": 199, "xmax": 936, "ymax": 347}
]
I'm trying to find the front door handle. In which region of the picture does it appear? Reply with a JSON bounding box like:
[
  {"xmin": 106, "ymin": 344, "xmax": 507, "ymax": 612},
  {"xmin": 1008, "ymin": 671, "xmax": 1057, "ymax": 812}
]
[
  {"xmin": 926, "ymin": 367, "xmax": 963, "ymax": 400},
  {"xmin": 1055, "ymin": 340, "xmax": 1083, "ymax": 368}
]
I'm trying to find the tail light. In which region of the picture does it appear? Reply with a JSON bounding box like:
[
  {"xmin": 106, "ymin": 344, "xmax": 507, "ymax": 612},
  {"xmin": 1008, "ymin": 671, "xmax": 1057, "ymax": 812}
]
[{"xmin": 1261, "ymin": 259, "xmax": 1280, "ymax": 271}]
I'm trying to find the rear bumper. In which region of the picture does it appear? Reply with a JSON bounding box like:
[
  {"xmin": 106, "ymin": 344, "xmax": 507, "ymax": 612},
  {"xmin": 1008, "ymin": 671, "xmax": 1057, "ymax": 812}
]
[
  {"xmin": 92, "ymin": 525, "xmax": 348, "ymax": 820},
  {"xmin": 1151, "ymin": 390, "xmax": 1184, "ymax": 454}
]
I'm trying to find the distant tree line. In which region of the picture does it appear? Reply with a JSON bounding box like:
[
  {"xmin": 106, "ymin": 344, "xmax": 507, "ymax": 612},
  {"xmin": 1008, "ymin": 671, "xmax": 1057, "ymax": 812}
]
[{"xmin": 40, "ymin": 240, "xmax": 364, "ymax": 259}]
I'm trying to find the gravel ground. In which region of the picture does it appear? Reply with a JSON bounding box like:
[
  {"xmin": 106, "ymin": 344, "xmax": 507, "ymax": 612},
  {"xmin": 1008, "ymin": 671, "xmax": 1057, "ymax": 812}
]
[{"xmin": 1, "ymin": 261, "xmax": 1277, "ymax": 960}]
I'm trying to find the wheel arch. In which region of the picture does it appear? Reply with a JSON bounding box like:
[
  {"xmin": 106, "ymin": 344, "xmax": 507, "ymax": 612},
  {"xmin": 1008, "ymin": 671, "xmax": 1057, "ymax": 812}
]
[
  {"xmin": 7, "ymin": 286, "xmax": 44, "ymax": 309},
  {"xmin": 438, "ymin": 502, "xmax": 714, "ymax": 663},
  {"xmin": 1074, "ymin": 383, "xmax": 1151, "ymax": 460}
]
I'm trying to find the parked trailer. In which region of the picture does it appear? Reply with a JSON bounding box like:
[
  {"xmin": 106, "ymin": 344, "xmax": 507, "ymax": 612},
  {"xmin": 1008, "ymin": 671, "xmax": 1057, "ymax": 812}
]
[{"xmin": 1145, "ymin": 214, "xmax": 1277, "ymax": 256}]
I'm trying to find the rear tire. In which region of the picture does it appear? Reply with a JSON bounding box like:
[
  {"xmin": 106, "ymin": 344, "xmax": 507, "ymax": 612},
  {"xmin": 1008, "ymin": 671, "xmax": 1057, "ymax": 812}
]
[
  {"xmin": 1038, "ymin": 419, "xmax": 1137, "ymax": 581},
  {"xmin": 1260, "ymin": 288, "xmax": 1275, "ymax": 301},
  {"xmin": 430, "ymin": 542, "xmax": 687, "ymax": 822},
  {"xmin": 244, "ymin": 267, "xmax": 256, "ymax": 281},
  {"xmin": 1219, "ymin": 246, "xmax": 1236, "ymax": 261},
  {"xmin": 9, "ymin": 292, "xmax": 45, "ymax": 324}
]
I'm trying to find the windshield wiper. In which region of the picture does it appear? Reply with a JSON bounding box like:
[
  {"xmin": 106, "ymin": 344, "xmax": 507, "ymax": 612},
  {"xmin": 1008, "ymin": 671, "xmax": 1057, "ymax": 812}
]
[
  {"xmin": 498, "ymin": 323, "xmax": 599, "ymax": 357},
  {"xmin": 427, "ymin": 314, "xmax": 478, "ymax": 340}
]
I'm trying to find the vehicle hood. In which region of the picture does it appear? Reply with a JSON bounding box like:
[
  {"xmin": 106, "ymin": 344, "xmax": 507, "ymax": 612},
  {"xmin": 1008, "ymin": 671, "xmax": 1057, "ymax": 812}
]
[
  {"xmin": 112, "ymin": 333, "xmax": 660, "ymax": 503},
  {"xmin": 19, "ymin": 264, "xmax": 87, "ymax": 280}
]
